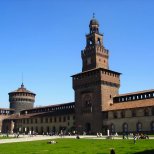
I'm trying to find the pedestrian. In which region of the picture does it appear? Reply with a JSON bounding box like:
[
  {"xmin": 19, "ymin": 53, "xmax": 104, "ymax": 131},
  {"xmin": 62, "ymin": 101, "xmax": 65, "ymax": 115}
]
[
  {"xmin": 17, "ymin": 132, "xmax": 19, "ymax": 138},
  {"xmin": 134, "ymin": 135, "xmax": 137, "ymax": 144}
]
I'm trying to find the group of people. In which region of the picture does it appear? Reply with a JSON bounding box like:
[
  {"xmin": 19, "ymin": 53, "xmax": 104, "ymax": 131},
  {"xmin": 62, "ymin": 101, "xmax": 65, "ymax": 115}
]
[
  {"xmin": 96, "ymin": 132, "xmax": 103, "ymax": 137},
  {"xmin": 133, "ymin": 133, "xmax": 149, "ymax": 144}
]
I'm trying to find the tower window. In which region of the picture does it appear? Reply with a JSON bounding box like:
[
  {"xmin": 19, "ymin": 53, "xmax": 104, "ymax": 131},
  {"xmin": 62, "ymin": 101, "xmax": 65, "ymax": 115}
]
[{"xmin": 97, "ymin": 38, "xmax": 101, "ymax": 45}]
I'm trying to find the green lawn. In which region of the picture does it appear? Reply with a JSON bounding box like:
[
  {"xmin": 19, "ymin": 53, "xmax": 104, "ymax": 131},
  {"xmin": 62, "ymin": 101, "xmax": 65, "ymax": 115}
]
[{"xmin": 0, "ymin": 139, "xmax": 154, "ymax": 154}]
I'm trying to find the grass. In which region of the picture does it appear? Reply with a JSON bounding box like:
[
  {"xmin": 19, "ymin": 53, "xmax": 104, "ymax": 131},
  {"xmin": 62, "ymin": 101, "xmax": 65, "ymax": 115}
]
[{"xmin": 0, "ymin": 139, "xmax": 154, "ymax": 154}]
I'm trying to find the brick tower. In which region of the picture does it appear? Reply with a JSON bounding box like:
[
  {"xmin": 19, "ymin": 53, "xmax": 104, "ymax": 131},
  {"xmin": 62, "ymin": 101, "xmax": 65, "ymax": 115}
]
[
  {"xmin": 72, "ymin": 16, "xmax": 121, "ymax": 134},
  {"xmin": 9, "ymin": 83, "xmax": 36, "ymax": 114}
]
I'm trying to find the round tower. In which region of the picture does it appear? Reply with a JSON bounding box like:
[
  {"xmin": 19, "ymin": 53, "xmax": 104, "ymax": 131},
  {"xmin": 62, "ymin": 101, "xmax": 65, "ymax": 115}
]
[{"xmin": 8, "ymin": 83, "xmax": 36, "ymax": 114}]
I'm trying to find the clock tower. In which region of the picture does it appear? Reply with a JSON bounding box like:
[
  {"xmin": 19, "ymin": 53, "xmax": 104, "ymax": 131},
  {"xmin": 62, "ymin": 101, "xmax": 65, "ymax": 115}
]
[
  {"xmin": 72, "ymin": 16, "xmax": 121, "ymax": 134},
  {"xmin": 82, "ymin": 16, "xmax": 109, "ymax": 71}
]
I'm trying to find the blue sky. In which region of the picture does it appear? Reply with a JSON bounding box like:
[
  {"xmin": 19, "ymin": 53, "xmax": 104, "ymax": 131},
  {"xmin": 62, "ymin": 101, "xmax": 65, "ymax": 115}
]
[{"xmin": 0, "ymin": 0, "xmax": 154, "ymax": 108}]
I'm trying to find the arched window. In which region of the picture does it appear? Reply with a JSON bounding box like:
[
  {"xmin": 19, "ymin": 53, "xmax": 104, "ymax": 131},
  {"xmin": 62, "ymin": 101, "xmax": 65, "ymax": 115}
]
[
  {"xmin": 89, "ymin": 40, "xmax": 92, "ymax": 45},
  {"xmin": 136, "ymin": 122, "xmax": 142, "ymax": 132},
  {"xmin": 123, "ymin": 123, "xmax": 128, "ymax": 133},
  {"xmin": 151, "ymin": 121, "xmax": 154, "ymax": 131},
  {"xmin": 97, "ymin": 38, "xmax": 101, "ymax": 45},
  {"xmin": 111, "ymin": 123, "xmax": 115, "ymax": 133}
]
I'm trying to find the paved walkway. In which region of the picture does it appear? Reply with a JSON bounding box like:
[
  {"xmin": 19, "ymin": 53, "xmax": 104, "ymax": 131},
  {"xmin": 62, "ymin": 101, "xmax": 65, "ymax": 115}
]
[
  {"xmin": 0, "ymin": 135, "xmax": 59, "ymax": 144},
  {"xmin": 0, "ymin": 135, "xmax": 153, "ymax": 144}
]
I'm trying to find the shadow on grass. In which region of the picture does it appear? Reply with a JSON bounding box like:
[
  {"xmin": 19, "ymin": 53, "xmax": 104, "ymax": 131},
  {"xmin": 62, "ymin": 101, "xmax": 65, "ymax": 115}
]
[{"xmin": 134, "ymin": 150, "xmax": 154, "ymax": 154}]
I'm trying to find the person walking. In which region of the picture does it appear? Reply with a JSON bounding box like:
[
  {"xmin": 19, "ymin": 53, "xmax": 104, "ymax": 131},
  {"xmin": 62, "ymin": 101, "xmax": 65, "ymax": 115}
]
[{"xmin": 134, "ymin": 135, "xmax": 137, "ymax": 144}]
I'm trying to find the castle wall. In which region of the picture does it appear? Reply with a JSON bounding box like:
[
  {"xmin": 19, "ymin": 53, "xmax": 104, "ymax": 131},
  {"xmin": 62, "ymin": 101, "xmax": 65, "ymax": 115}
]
[
  {"xmin": 103, "ymin": 107, "xmax": 154, "ymax": 133},
  {"xmin": 14, "ymin": 114, "xmax": 75, "ymax": 135}
]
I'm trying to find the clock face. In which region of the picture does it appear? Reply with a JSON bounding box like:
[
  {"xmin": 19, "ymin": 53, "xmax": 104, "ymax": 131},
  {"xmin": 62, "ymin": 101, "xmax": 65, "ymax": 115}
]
[{"xmin": 87, "ymin": 57, "xmax": 91, "ymax": 65}]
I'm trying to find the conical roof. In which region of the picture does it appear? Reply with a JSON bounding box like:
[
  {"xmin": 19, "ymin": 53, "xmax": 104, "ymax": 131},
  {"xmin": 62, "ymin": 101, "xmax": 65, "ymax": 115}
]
[{"xmin": 9, "ymin": 83, "xmax": 35, "ymax": 95}]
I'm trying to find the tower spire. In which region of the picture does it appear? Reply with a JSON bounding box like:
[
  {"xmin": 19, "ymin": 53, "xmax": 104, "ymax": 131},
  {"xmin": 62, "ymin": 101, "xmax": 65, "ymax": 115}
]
[{"xmin": 21, "ymin": 73, "xmax": 24, "ymax": 88}]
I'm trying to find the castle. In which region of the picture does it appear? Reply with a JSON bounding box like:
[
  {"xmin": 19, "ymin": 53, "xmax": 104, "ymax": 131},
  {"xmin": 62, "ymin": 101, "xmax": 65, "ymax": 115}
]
[{"xmin": 0, "ymin": 17, "xmax": 154, "ymax": 135}]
